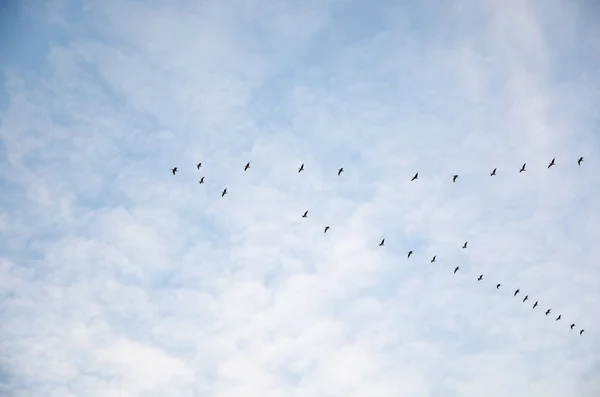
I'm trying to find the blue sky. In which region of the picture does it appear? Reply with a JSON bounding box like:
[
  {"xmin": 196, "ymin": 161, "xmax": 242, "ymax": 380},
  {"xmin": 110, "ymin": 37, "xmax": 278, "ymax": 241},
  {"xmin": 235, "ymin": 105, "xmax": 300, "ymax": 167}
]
[{"xmin": 1, "ymin": 0, "xmax": 600, "ymax": 396}]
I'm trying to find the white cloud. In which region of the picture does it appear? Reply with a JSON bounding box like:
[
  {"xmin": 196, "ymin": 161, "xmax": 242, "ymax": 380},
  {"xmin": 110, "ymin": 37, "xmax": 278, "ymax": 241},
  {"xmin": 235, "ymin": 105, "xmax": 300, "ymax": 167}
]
[{"xmin": 1, "ymin": 0, "xmax": 599, "ymax": 396}]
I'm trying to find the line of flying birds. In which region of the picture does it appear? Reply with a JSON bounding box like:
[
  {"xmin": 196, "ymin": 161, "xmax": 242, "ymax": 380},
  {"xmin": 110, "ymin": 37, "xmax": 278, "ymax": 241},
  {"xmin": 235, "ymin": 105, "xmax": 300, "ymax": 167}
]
[{"xmin": 169, "ymin": 156, "xmax": 587, "ymax": 336}]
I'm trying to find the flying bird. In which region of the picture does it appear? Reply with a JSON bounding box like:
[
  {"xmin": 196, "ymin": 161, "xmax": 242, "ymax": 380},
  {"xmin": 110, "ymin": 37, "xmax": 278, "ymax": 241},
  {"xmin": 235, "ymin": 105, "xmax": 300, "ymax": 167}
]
[
  {"xmin": 580, "ymin": 329, "xmax": 584, "ymax": 335},
  {"xmin": 454, "ymin": 266, "xmax": 460, "ymax": 274},
  {"xmin": 545, "ymin": 309, "xmax": 551, "ymax": 316},
  {"xmin": 198, "ymin": 177, "xmax": 205, "ymax": 184},
  {"xmin": 379, "ymin": 239, "xmax": 385, "ymax": 247},
  {"xmin": 570, "ymin": 323, "xmax": 575, "ymax": 330},
  {"xmin": 477, "ymin": 274, "xmax": 483, "ymax": 281},
  {"xmin": 171, "ymin": 167, "xmax": 178, "ymax": 175},
  {"xmin": 522, "ymin": 295, "xmax": 529, "ymax": 303},
  {"xmin": 298, "ymin": 163, "xmax": 305, "ymax": 173},
  {"xmin": 244, "ymin": 162, "xmax": 250, "ymax": 171},
  {"xmin": 555, "ymin": 314, "xmax": 561, "ymax": 321},
  {"xmin": 519, "ymin": 163, "xmax": 526, "ymax": 172},
  {"xmin": 221, "ymin": 188, "xmax": 227, "ymax": 197},
  {"xmin": 452, "ymin": 174, "xmax": 459, "ymax": 183},
  {"xmin": 196, "ymin": 162, "xmax": 202, "ymax": 169},
  {"xmin": 578, "ymin": 156, "xmax": 583, "ymax": 165},
  {"xmin": 490, "ymin": 168, "xmax": 497, "ymax": 176},
  {"xmin": 462, "ymin": 241, "xmax": 468, "ymax": 249},
  {"xmin": 407, "ymin": 250, "xmax": 413, "ymax": 259},
  {"xmin": 496, "ymin": 283, "xmax": 501, "ymax": 289},
  {"xmin": 431, "ymin": 255, "xmax": 436, "ymax": 263},
  {"xmin": 411, "ymin": 172, "xmax": 419, "ymax": 181},
  {"xmin": 302, "ymin": 211, "xmax": 308, "ymax": 218},
  {"xmin": 324, "ymin": 226, "xmax": 330, "ymax": 233},
  {"xmin": 548, "ymin": 158, "xmax": 555, "ymax": 168},
  {"xmin": 514, "ymin": 289, "xmax": 520, "ymax": 296},
  {"xmin": 338, "ymin": 167, "xmax": 344, "ymax": 176},
  {"xmin": 532, "ymin": 301, "xmax": 538, "ymax": 309}
]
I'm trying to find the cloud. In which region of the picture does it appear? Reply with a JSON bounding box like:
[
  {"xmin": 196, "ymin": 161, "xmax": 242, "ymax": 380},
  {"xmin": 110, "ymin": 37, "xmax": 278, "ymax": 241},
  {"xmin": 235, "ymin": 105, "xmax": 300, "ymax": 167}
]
[{"xmin": 1, "ymin": 0, "xmax": 599, "ymax": 396}]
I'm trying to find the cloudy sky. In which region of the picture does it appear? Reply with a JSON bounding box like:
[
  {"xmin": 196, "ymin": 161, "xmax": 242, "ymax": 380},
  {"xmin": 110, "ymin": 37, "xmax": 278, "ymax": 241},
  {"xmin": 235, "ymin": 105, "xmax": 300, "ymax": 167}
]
[{"xmin": 1, "ymin": 0, "xmax": 599, "ymax": 396}]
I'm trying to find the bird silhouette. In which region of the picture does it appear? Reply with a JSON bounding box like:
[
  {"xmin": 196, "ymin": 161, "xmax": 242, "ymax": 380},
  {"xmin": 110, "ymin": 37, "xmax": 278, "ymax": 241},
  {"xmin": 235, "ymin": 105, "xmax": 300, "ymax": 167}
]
[
  {"xmin": 196, "ymin": 162, "xmax": 202, "ymax": 169},
  {"xmin": 514, "ymin": 289, "xmax": 520, "ymax": 296},
  {"xmin": 477, "ymin": 274, "xmax": 483, "ymax": 281},
  {"xmin": 532, "ymin": 301, "xmax": 538, "ymax": 309},
  {"xmin": 522, "ymin": 295, "xmax": 529, "ymax": 303},
  {"xmin": 548, "ymin": 158, "xmax": 555, "ymax": 168},
  {"xmin": 302, "ymin": 211, "xmax": 308, "ymax": 218},
  {"xmin": 496, "ymin": 283, "xmax": 501, "ymax": 289},
  {"xmin": 431, "ymin": 255, "xmax": 436, "ymax": 263},
  {"xmin": 578, "ymin": 156, "xmax": 583, "ymax": 165},
  {"xmin": 338, "ymin": 167, "xmax": 344, "ymax": 176},
  {"xmin": 519, "ymin": 163, "xmax": 526, "ymax": 172},
  {"xmin": 298, "ymin": 163, "xmax": 305, "ymax": 173},
  {"xmin": 453, "ymin": 174, "xmax": 458, "ymax": 183},
  {"xmin": 580, "ymin": 329, "xmax": 584, "ymax": 335},
  {"xmin": 462, "ymin": 241, "xmax": 468, "ymax": 249},
  {"xmin": 324, "ymin": 226, "xmax": 330, "ymax": 233},
  {"xmin": 570, "ymin": 323, "xmax": 575, "ymax": 330},
  {"xmin": 221, "ymin": 188, "xmax": 227, "ymax": 197},
  {"xmin": 244, "ymin": 162, "xmax": 250, "ymax": 171},
  {"xmin": 407, "ymin": 250, "xmax": 413, "ymax": 259},
  {"xmin": 171, "ymin": 167, "xmax": 178, "ymax": 175},
  {"xmin": 454, "ymin": 266, "xmax": 460, "ymax": 274},
  {"xmin": 198, "ymin": 177, "xmax": 205, "ymax": 184},
  {"xmin": 490, "ymin": 168, "xmax": 497, "ymax": 176},
  {"xmin": 545, "ymin": 309, "xmax": 551, "ymax": 316},
  {"xmin": 411, "ymin": 172, "xmax": 419, "ymax": 181},
  {"xmin": 379, "ymin": 238, "xmax": 385, "ymax": 247},
  {"xmin": 556, "ymin": 314, "xmax": 561, "ymax": 321}
]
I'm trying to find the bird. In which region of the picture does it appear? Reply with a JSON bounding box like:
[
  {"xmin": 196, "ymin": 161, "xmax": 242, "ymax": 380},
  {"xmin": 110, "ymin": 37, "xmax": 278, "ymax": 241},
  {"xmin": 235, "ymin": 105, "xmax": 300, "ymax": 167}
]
[
  {"xmin": 545, "ymin": 309, "xmax": 551, "ymax": 316},
  {"xmin": 196, "ymin": 162, "xmax": 202, "ymax": 169},
  {"xmin": 431, "ymin": 255, "xmax": 436, "ymax": 263},
  {"xmin": 490, "ymin": 168, "xmax": 497, "ymax": 176},
  {"xmin": 221, "ymin": 188, "xmax": 227, "ymax": 197},
  {"xmin": 519, "ymin": 163, "xmax": 526, "ymax": 172},
  {"xmin": 452, "ymin": 174, "xmax": 459, "ymax": 183},
  {"xmin": 298, "ymin": 163, "xmax": 305, "ymax": 173},
  {"xmin": 302, "ymin": 211, "xmax": 308, "ymax": 218},
  {"xmin": 244, "ymin": 162, "xmax": 250, "ymax": 171},
  {"xmin": 407, "ymin": 250, "xmax": 413, "ymax": 259},
  {"xmin": 570, "ymin": 323, "xmax": 575, "ymax": 330},
  {"xmin": 171, "ymin": 167, "xmax": 178, "ymax": 175},
  {"xmin": 580, "ymin": 329, "xmax": 584, "ymax": 335},
  {"xmin": 548, "ymin": 158, "xmax": 555, "ymax": 168},
  {"xmin": 496, "ymin": 283, "xmax": 501, "ymax": 289},
  {"xmin": 522, "ymin": 295, "xmax": 529, "ymax": 303},
  {"xmin": 198, "ymin": 177, "xmax": 205, "ymax": 184},
  {"xmin": 533, "ymin": 301, "xmax": 538, "ymax": 309},
  {"xmin": 379, "ymin": 238, "xmax": 385, "ymax": 247},
  {"xmin": 337, "ymin": 167, "xmax": 344, "ymax": 176},
  {"xmin": 555, "ymin": 314, "xmax": 561, "ymax": 321},
  {"xmin": 578, "ymin": 156, "xmax": 583, "ymax": 165},
  {"xmin": 514, "ymin": 289, "xmax": 520, "ymax": 296},
  {"xmin": 462, "ymin": 241, "xmax": 468, "ymax": 249},
  {"xmin": 411, "ymin": 172, "xmax": 419, "ymax": 181},
  {"xmin": 324, "ymin": 226, "xmax": 330, "ymax": 233},
  {"xmin": 477, "ymin": 274, "xmax": 483, "ymax": 281},
  {"xmin": 454, "ymin": 266, "xmax": 460, "ymax": 274}
]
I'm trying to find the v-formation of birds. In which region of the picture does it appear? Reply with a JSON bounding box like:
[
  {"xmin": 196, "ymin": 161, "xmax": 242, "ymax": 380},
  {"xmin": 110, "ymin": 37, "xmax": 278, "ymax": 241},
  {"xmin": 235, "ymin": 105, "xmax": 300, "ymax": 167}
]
[{"xmin": 171, "ymin": 157, "xmax": 587, "ymax": 336}]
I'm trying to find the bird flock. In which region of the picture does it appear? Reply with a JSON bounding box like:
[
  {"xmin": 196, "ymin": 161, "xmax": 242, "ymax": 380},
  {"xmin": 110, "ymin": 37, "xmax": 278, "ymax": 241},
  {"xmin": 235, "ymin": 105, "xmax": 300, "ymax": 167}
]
[{"xmin": 171, "ymin": 156, "xmax": 587, "ymax": 336}]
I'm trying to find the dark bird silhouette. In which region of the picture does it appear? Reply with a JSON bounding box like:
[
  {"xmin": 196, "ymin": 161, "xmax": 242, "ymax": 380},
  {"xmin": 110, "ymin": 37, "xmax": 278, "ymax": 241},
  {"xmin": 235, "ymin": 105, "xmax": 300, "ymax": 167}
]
[
  {"xmin": 519, "ymin": 163, "xmax": 526, "ymax": 172},
  {"xmin": 548, "ymin": 158, "xmax": 555, "ymax": 168},
  {"xmin": 490, "ymin": 168, "xmax": 497, "ymax": 176},
  {"xmin": 533, "ymin": 301, "xmax": 538, "ymax": 309},
  {"xmin": 578, "ymin": 156, "xmax": 583, "ymax": 165},
  {"xmin": 431, "ymin": 255, "xmax": 436, "ymax": 263},
  {"xmin": 556, "ymin": 314, "xmax": 561, "ymax": 321},
  {"xmin": 298, "ymin": 163, "xmax": 305, "ymax": 173},
  {"xmin": 379, "ymin": 239, "xmax": 385, "ymax": 247},
  {"xmin": 302, "ymin": 211, "xmax": 308, "ymax": 218},
  {"xmin": 453, "ymin": 174, "xmax": 458, "ymax": 183},
  {"xmin": 462, "ymin": 241, "xmax": 468, "ymax": 249},
  {"xmin": 338, "ymin": 167, "xmax": 344, "ymax": 176},
  {"xmin": 198, "ymin": 177, "xmax": 205, "ymax": 184},
  {"xmin": 411, "ymin": 172, "xmax": 418, "ymax": 181},
  {"xmin": 580, "ymin": 329, "xmax": 584, "ymax": 335},
  {"xmin": 454, "ymin": 266, "xmax": 460, "ymax": 274},
  {"xmin": 514, "ymin": 289, "xmax": 520, "ymax": 296},
  {"xmin": 221, "ymin": 188, "xmax": 227, "ymax": 197},
  {"xmin": 171, "ymin": 167, "xmax": 178, "ymax": 175},
  {"xmin": 324, "ymin": 226, "xmax": 330, "ymax": 233},
  {"xmin": 522, "ymin": 295, "xmax": 529, "ymax": 303},
  {"xmin": 477, "ymin": 274, "xmax": 483, "ymax": 281},
  {"xmin": 570, "ymin": 323, "xmax": 575, "ymax": 330},
  {"xmin": 545, "ymin": 309, "xmax": 551, "ymax": 316},
  {"xmin": 196, "ymin": 162, "xmax": 202, "ymax": 169},
  {"xmin": 407, "ymin": 250, "xmax": 413, "ymax": 259},
  {"xmin": 244, "ymin": 162, "xmax": 250, "ymax": 171},
  {"xmin": 496, "ymin": 283, "xmax": 501, "ymax": 289}
]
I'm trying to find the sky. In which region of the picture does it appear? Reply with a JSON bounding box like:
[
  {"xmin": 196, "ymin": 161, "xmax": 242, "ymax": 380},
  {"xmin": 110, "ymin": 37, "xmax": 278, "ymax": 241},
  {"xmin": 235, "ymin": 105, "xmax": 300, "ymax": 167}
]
[{"xmin": 1, "ymin": 0, "xmax": 600, "ymax": 396}]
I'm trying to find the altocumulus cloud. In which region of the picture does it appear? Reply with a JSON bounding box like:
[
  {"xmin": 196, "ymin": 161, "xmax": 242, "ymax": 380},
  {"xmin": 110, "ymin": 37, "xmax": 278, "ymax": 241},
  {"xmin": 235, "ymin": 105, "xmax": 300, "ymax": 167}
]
[{"xmin": 1, "ymin": 0, "xmax": 600, "ymax": 396}]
